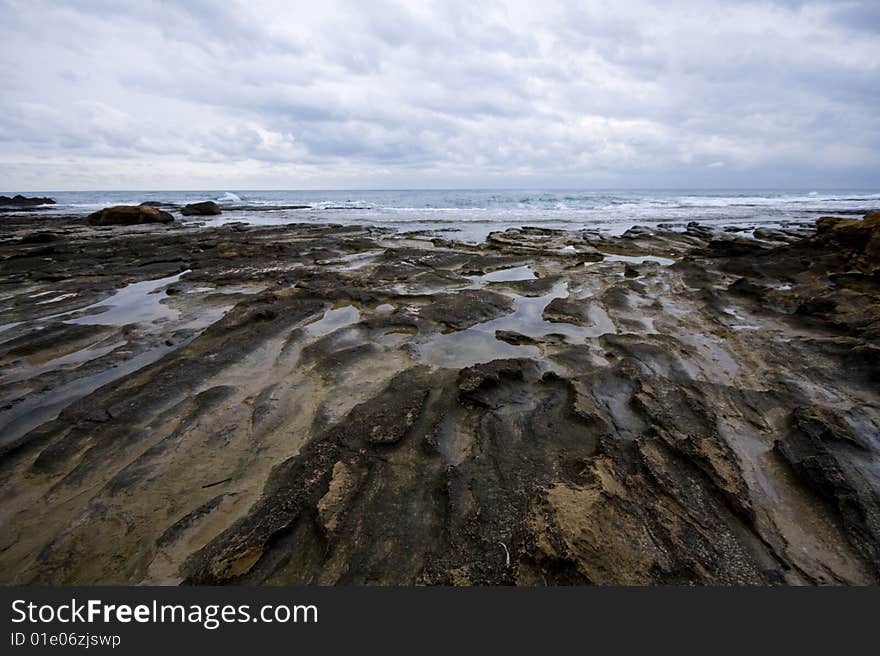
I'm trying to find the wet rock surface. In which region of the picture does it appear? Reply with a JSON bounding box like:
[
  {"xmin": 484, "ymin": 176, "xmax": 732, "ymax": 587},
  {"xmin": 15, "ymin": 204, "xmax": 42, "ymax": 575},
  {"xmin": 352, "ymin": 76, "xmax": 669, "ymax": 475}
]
[{"xmin": 0, "ymin": 209, "xmax": 878, "ymax": 585}]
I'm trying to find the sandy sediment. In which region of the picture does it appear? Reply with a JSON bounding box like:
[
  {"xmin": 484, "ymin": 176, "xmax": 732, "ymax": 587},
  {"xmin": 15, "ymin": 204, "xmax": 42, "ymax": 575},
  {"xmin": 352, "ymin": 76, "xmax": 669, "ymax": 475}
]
[{"xmin": 0, "ymin": 209, "xmax": 878, "ymax": 585}]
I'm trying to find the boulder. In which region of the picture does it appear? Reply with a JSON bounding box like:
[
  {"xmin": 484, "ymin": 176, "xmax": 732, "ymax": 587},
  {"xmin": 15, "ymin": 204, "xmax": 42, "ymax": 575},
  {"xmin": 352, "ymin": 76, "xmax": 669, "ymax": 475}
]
[
  {"xmin": 0, "ymin": 195, "xmax": 55, "ymax": 206},
  {"xmin": 181, "ymin": 201, "xmax": 222, "ymax": 216},
  {"xmin": 87, "ymin": 205, "xmax": 174, "ymax": 226}
]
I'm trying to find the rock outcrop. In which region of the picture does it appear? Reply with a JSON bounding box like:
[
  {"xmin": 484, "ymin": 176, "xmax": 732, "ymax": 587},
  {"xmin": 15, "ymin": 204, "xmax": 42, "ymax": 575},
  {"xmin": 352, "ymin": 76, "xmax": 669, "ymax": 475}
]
[
  {"xmin": 814, "ymin": 211, "xmax": 880, "ymax": 264},
  {"xmin": 0, "ymin": 209, "xmax": 878, "ymax": 585}
]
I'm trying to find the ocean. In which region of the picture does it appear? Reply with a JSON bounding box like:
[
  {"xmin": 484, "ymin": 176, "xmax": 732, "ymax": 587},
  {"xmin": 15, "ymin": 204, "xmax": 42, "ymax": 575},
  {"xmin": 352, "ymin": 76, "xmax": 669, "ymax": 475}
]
[{"xmin": 8, "ymin": 189, "xmax": 879, "ymax": 242}]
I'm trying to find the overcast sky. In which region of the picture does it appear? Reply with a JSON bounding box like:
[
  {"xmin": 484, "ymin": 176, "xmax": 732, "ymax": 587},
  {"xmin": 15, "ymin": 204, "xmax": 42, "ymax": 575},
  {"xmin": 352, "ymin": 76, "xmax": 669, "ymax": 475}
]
[{"xmin": 1, "ymin": 0, "xmax": 878, "ymax": 190}]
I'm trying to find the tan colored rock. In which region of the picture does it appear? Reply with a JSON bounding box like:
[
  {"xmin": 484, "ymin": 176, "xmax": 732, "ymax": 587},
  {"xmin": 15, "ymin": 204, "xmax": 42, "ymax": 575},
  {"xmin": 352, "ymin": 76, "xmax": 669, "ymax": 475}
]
[
  {"xmin": 815, "ymin": 211, "xmax": 880, "ymax": 258},
  {"xmin": 87, "ymin": 204, "xmax": 174, "ymax": 226},
  {"xmin": 317, "ymin": 460, "xmax": 362, "ymax": 533}
]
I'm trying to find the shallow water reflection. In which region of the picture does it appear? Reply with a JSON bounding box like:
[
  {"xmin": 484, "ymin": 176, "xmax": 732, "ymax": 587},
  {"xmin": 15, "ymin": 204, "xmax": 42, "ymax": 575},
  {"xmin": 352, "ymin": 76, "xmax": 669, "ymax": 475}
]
[
  {"xmin": 467, "ymin": 265, "xmax": 537, "ymax": 283},
  {"xmin": 416, "ymin": 281, "xmax": 596, "ymax": 369},
  {"xmin": 66, "ymin": 271, "xmax": 186, "ymax": 326}
]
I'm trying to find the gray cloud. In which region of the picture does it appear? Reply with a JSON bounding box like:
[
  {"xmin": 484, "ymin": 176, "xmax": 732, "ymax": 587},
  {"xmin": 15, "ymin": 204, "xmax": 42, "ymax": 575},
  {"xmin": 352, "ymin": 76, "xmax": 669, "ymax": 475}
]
[{"xmin": 0, "ymin": 0, "xmax": 878, "ymax": 190}]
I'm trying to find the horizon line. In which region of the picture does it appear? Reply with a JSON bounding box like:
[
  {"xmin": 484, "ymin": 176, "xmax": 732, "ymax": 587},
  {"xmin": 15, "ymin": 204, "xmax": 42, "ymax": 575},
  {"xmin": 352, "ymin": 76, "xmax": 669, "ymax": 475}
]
[{"xmin": 5, "ymin": 186, "xmax": 879, "ymax": 194}]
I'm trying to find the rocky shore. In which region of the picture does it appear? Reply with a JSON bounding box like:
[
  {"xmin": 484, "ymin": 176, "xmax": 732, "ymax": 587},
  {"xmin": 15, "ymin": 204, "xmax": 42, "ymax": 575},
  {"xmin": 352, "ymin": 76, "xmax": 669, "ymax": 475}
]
[{"xmin": 0, "ymin": 206, "xmax": 878, "ymax": 585}]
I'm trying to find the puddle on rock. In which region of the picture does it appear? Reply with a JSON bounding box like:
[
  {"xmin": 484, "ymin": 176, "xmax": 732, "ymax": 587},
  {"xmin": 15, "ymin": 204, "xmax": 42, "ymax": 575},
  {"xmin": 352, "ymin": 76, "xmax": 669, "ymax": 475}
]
[
  {"xmin": 467, "ymin": 265, "xmax": 537, "ymax": 283},
  {"xmin": 590, "ymin": 254, "xmax": 676, "ymax": 266},
  {"xmin": 304, "ymin": 305, "xmax": 361, "ymax": 339},
  {"xmin": 0, "ymin": 271, "xmax": 253, "ymax": 445},
  {"xmin": 321, "ymin": 250, "xmax": 384, "ymax": 271},
  {"xmin": 417, "ymin": 327, "xmax": 540, "ymax": 369},
  {"xmin": 1, "ymin": 339, "xmax": 126, "ymax": 386},
  {"xmin": 0, "ymin": 340, "xmax": 187, "ymax": 448},
  {"xmin": 65, "ymin": 271, "xmax": 187, "ymax": 327},
  {"xmin": 416, "ymin": 281, "xmax": 601, "ymax": 369}
]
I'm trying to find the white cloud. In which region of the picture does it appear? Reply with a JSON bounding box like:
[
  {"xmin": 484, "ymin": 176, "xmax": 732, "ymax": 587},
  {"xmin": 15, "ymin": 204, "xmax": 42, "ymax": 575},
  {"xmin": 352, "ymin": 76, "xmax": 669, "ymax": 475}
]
[{"xmin": 0, "ymin": 0, "xmax": 877, "ymax": 190}]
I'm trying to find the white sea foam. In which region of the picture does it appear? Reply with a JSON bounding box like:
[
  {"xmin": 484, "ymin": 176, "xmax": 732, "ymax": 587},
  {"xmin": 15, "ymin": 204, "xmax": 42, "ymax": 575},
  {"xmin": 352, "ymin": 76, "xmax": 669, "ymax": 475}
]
[{"xmin": 22, "ymin": 188, "xmax": 880, "ymax": 243}]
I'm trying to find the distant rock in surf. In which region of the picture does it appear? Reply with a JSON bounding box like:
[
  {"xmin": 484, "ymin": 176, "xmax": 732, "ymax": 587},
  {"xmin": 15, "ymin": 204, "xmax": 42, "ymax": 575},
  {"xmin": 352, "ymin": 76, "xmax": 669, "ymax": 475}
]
[
  {"xmin": 139, "ymin": 201, "xmax": 179, "ymax": 210},
  {"xmin": 87, "ymin": 204, "xmax": 174, "ymax": 226},
  {"xmin": 181, "ymin": 201, "xmax": 222, "ymax": 216},
  {"xmin": 0, "ymin": 194, "xmax": 55, "ymax": 206}
]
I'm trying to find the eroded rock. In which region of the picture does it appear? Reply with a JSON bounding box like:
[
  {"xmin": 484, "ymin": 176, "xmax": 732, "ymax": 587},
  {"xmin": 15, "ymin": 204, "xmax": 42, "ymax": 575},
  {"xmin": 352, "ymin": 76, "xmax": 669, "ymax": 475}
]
[{"xmin": 0, "ymin": 208, "xmax": 879, "ymax": 586}]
